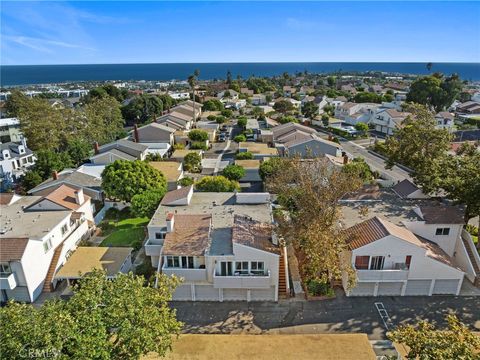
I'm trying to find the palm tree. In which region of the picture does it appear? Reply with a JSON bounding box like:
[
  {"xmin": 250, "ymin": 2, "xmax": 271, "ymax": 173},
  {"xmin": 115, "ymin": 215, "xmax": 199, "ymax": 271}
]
[{"xmin": 188, "ymin": 69, "xmax": 200, "ymax": 125}]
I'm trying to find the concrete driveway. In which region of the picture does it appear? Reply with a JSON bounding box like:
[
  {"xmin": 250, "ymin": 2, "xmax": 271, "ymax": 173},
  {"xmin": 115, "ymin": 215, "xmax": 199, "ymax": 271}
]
[{"xmin": 172, "ymin": 295, "xmax": 480, "ymax": 340}]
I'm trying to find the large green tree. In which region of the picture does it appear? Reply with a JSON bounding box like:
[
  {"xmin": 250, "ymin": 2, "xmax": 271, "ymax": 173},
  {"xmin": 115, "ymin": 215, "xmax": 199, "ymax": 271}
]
[
  {"xmin": 302, "ymin": 101, "xmax": 319, "ymax": 119},
  {"xmin": 273, "ymin": 100, "xmax": 294, "ymax": 114},
  {"xmin": 33, "ymin": 150, "xmax": 73, "ymax": 180},
  {"xmin": 5, "ymin": 89, "xmax": 29, "ymax": 117},
  {"xmin": 0, "ymin": 271, "xmax": 182, "ymax": 360},
  {"xmin": 122, "ymin": 95, "xmax": 163, "ymax": 125},
  {"xmin": 102, "ymin": 160, "xmax": 167, "ymax": 202},
  {"xmin": 131, "ymin": 189, "xmax": 167, "ymax": 218},
  {"xmin": 406, "ymin": 74, "xmax": 463, "ymax": 112},
  {"xmin": 83, "ymin": 96, "xmax": 125, "ymax": 144},
  {"xmin": 183, "ymin": 152, "xmax": 202, "ymax": 172},
  {"xmin": 388, "ymin": 315, "xmax": 480, "ymax": 360}
]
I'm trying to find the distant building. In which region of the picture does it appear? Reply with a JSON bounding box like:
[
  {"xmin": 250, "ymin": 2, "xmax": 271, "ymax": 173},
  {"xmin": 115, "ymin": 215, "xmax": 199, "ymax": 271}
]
[{"xmin": 0, "ymin": 139, "xmax": 36, "ymax": 185}]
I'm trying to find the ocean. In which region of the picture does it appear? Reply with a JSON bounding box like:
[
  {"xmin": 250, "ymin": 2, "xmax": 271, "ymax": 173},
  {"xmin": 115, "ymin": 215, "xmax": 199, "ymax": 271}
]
[{"xmin": 1, "ymin": 62, "xmax": 479, "ymax": 86}]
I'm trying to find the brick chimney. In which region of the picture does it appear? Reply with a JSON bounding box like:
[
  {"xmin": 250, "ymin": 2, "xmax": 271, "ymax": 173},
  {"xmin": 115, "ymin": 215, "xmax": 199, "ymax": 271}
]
[
  {"xmin": 93, "ymin": 142, "xmax": 100, "ymax": 155},
  {"xmin": 166, "ymin": 213, "xmax": 174, "ymax": 232},
  {"xmin": 74, "ymin": 188, "xmax": 85, "ymax": 205},
  {"xmin": 52, "ymin": 171, "xmax": 58, "ymax": 180},
  {"xmin": 133, "ymin": 124, "xmax": 139, "ymax": 143}
]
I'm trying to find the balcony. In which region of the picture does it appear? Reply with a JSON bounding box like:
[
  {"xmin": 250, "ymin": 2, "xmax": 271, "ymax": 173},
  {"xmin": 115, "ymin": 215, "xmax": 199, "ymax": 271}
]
[
  {"xmin": 357, "ymin": 269, "xmax": 408, "ymax": 281},
  {"xmin": 0, "ymin": 273, "xmax": 17, "ymax": 290},
  {"xmin": 145, "ymin": 238, "xmax": 162, "ymax": 257},
  {"xmin": 162, "ymin": 266, "xmax": 207, "ymax": 282},
  {"xmin": 213, "ymin": 270, "xmax": 271, "ymax": 289}
]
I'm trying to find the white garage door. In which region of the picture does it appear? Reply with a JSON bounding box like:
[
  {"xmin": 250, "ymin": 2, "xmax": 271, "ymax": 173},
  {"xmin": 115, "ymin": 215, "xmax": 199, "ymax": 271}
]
[
  {"xmin": 349, "ymin": 282, "xmax": 375, "ymax": 296},
  {"xmin": 250, "ymin": 287, "xmax": 276, "ymax": 301},
  {"xmin": 433, "ymin": 279, "xmax": 459, "ymax": 295},
  {"xmin": 195, "ymin": 285, "xmax": 219, "ymax": 301},
  {"xmin": 377, "ymin": 282, "xmax": 403, "ymax": 296},
  {"xmin": 405, "ymin": 280, "xmax": 431, "ymax": 296},
  {"xmin": 223, "ymin": 289, "xmax": 248, "ymax": 301},
  {"xmin": 172, "ymin": 285, "xmax": 192, "ymax": 300}
]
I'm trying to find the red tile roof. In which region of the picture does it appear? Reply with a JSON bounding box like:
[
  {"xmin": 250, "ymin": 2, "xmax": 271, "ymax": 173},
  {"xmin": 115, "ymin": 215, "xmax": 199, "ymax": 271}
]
[{"xmin": 162, "ymin": 214, "xmax": 211, "ymax": 256}]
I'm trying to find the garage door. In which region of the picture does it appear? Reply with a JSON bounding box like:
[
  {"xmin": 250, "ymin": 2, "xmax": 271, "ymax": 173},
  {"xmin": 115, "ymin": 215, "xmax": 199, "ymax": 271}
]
[
  {"xmin": 172, "ymin": 285, "xmax": 192, "ymax": 301},
  {"xmin": 250, "ymin": 287, "xmax": 276, "ymax": 301},
  {"xmin": 405, "ymin": 280, "xmax": 431, "ymax": 296},
  {"xmin": 432, "ymin": 279, "xmax": 459, "ymax": 295},
  {"xmin": 223, "ymin": 289, "xmax": 248, "ymax": 301},
  {"xmin": 195, "ymin": 285, "xmax": 219, "ymax": 301},
  {"xmin": 349, "ymin": 282, "xmax": 375, "ymax": 296},
  {"xmin": 377, "ymin": 282, "xmax": 403, "ymax": 296}
]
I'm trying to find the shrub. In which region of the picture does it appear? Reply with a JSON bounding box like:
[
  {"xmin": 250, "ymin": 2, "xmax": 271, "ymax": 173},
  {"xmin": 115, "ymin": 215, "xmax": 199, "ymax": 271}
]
[
  {"xmin": 234, "ymin": 134, "xmax": 246, "ymax": 143},
  {"xmin": 215, "ymin": 115, "xmax": 226, "ymax": 124},
  {"xmin": 222, "ymin": 164, "xmax": 246, "ymax": 181},
  {"xmin": 188, "ymin": 129, "xmax": 209, "ymax": 142},
  {"xmin": 237, "ymin": 117, "xmax": 247, "ymax": 128},
  {"xmin": 207, "ymin": 114, "xmax": 217, "ymax": 121},
  {"xmin": 306, "ymin": 279, "xmax": 335, "ymax": 297},
  {"xmin": 99, "ymin": 222, "xmax": 115, "ymax": 236},
  {"xmin": 221, "ymin": 109, "xmax": 233, "ymax": 118},
  {"xmin": 235, "ymin": 151, "xmax": 254, "ymax": 160},
  {"xmin": 173, "ymin": 143, "xmax": 185, "ymax": 150},
  {"xmin": 183, "ymin": 152, "xmax": 202, "ymax": 173},
  {"xmin": 190, "ymin": 142, "xmax": 208, "ymax": 150},
  {"xmin": 195, "ymin": 176, "xmax": 240, "ymax": 192},
  {"xmin": 178, "ymin": 176, "xmax": 194, "ymax": 187}
]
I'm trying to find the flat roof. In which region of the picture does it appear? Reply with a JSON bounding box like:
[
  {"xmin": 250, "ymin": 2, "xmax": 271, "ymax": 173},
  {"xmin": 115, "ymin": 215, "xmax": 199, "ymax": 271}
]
[
  {"xmin": 147, "ymin": 334, "xmax": 376, "ymax": 360},
  {"xmin": 234, "ymin": 160, "xmax": 260, "ymax": 168},
  {"xmin": 150, "ymin": 192, "xmax": 272, "ymax": 256},
  {"xmin": 0, "ymin": 196, "xmax": 71, "ymax": 239},
  {"xmin": 238, "ymin": 142, "xmax": 278, "ymax": 155},
  {"xmin": 55, "ymin": 247, "xmax": 132, "ymax": 279},
  {"xmin": 149, "ymin": 161, "xmax": 182, "ymax": 182}
]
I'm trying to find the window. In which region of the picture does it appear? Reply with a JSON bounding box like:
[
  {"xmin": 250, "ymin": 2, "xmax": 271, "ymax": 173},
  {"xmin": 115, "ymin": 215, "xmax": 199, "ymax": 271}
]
[
  {"xmin": 235, "ymin": 261, "xmax": 249, "ymax": 275},
  {"xmin": 250, "ymin": 261, "xmax": 265, "ymax": 275},
  {"xmin": 180, "ymin": 256, "xmax": 194, "ymax": 269},
  {"xmin": 220, "ymin": 261, "xmax": 233, "ymax": 276},
  {"xmin": 0, "ymin": 263, "xmax": 11, "ymax": 275},
  {"xmin": 355, "ymin": 256, "xmax": 370, "ymax": 270},
  {"xmin": 166, "ymin": 256, "xmax": 180, "ymax": 268},
  {"xmin": 155, "ymin": 232, "xmax": 165, "ymax": 240},
  {"xmin": 370, "ymin": 256, "xmax": 385, "ymax": 270},
  {"xmin": 61, "ymin": 223, "xmax": 69, "ymax": 236},
  {"xmin": 405, "ymin": 255, "xmax": 412, "ymax": 269},
  {"xmin": 435, "ymin": 228, "xmax": 450, "ymax": 236},
  {"xmin": 43, "ymin": 238, "xmax": 53, "ymax": 253}
]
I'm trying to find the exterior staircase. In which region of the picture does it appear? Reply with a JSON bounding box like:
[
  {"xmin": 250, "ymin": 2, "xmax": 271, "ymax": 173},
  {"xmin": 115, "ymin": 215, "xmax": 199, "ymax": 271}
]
[
  {"xmin": 42, "ymin": 244, "xmax": 64, "ymax": 293},
  {"xmin": 278, "ymin": 251, "xmax": 288, "ymax": 298},
  {"xmin": 462, "ymin": 236, "xmax": 480, "ymax": 287}
]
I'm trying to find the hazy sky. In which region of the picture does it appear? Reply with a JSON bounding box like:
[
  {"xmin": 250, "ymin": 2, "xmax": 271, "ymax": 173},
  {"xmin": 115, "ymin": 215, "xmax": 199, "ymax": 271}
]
[{"xmin": 1, "ymin": 1, "xmax": 479, "ymax": 65}]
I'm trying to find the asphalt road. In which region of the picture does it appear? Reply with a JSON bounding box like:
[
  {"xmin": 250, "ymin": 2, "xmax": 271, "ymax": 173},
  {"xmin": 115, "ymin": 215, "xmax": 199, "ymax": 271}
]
[{"xmin": 172, "ymin": 295, "xmax": 480, "ymax": 340}]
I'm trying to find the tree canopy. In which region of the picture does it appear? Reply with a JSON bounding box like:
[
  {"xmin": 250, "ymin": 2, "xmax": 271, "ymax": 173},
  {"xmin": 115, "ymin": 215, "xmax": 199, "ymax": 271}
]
[
  {"xmin": 0, "ymin": 270, "xmax": 182, "ymax": 360},
  {"xmin": 222, "ymin": 164, "xmax": 246, "ymax": 181},
  {"xmin": 388, "ymin": 314, "xmax": 480, "ymax": 360},
  {"xmin": 302, "ymin": 101, "xmax": 319, "ymax": 119},
  {"xmin": 131, "ymin": 189, "xmax": 167, "ymax": 218},
  {"xmin": 102, "ymin": 160, "xmax": 167, "ymax": 202},
  {"xmin": 235, "ymin": 151, "xmax": 254, "ymax": 160},
  {"xmin": 195, "ymin": 175, "xmax": 240, "ymax": 192},
  {"xmin": 183, "ymin": 152, "xmax": 202, "ymax": 173},
  {"xmin": 188, "ymin": 129, "xmax": 209, "ymax": 142},
  {"xmin": 273, "ymin": 100, "xmax": 294, "ymax": 114},
  {"xmin": 122, "ymin": 95, "xmax": 163, "ymax": 125},
  {"xmin": 202, "ymin": 99, "xmax": 224, "ymax": 111},
  {"xmin": 406, "ymin": 74, "xmax": 463, "ymax": 112}
]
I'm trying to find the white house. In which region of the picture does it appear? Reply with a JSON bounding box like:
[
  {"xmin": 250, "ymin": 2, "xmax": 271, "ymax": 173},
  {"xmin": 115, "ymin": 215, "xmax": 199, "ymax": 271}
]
[
  {"xmin": 435, "ymin": 112, "xmax": 455, "ymax": 132},
  {"xmin": 340, "ymin": 190, "xmax": 479, "ymax": 296},
  {"xmin": 168, "ymin": 92, "xmax": 190, "ymax": 100},
  {"xmin": 217, "ymin": 89, "xmax": 239, "ymax": 100},
  {"xmin": 0, "ymin": 140, "xmax": 36, "ymax": 184},
  {"xmin": 0, "ymin": 117, "xmax": 22, "ymax": 143},
  {"xmin": 144, "ymin": 187, "xmax": 289, "ymax": 302},
  {"xmin": 372, "ymin": 109, "xmax": 411, "ymax": 136},
  {"xmin": 0, "ymin": 185, "xmax": 94, "ymax": 303},
  {"xmin": 335, "ymin": 103, "xmax": 379, "ymax": 125}
]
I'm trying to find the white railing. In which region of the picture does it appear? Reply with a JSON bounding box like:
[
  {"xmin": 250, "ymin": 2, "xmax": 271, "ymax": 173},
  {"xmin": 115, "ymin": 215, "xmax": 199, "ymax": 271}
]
[
  {"xmin": 0, "ymin": 273, "xmax": 17, "ymax": 290},
  {"xmin": 213, "ymin": 270, "xmax": 271, "ymax": 289},
  {"xmin": 162, "ymin": 266, "xmax": 207, "ymax": 282},
  {"xmin": 462, "ymin": 229, "xmax": 480, "ymax": 272},
  {"xmin": 357, "ymin": 269, "xmax": 408, "ymax": 281},
  {"xmin": 145, "ymin": 239, "xmax": 162, "ymax": 257}
]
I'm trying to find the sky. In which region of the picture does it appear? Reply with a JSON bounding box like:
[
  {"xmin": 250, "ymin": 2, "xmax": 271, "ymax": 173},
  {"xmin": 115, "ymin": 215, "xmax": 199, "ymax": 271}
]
[{"xmin": 1, "ymin": 1, "xmax": 479, "ymax": 65}]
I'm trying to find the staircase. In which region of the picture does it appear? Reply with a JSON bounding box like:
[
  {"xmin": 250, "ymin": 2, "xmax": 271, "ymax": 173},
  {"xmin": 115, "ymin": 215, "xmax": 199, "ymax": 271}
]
[
  {"xmin": 42, "ymin": 244, "xmax": 64, "ymax": 293},
  {"xmin": 278, "ymin": 251, "xmax": 288, "ymax": 298},
  {"xmin": 462, "ymin": 236, "xmax": 480, "ymax": 287}
]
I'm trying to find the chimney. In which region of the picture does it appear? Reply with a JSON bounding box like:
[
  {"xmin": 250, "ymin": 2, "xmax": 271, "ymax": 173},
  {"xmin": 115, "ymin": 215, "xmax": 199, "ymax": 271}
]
[
  {"xmin": 94, "ymin": 142, "xmax": 100, "ymax": 155},
  {"xmin": 74, "ymin": 189, "xmax": 85, "ymax": 205},
  {"xmin": 166, "ymin": 213, "xmax": 174, "ymax": 232},
  {"xmin": 133, "ymin": 124, "xmax": 139, "ymax": 143},
  {"xmin": 343, "ymin": 154, "xmax": 349, "ymax": 165},
  {"xmin": 52, "ymin": 171, "xmax": 58, "ymax": 180}
]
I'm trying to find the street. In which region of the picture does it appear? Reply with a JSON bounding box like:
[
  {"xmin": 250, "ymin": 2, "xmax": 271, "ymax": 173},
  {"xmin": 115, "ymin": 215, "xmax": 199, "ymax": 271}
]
[{"xmin": 172, "ymin": 295, "xmax": 480, "ymax": 340}]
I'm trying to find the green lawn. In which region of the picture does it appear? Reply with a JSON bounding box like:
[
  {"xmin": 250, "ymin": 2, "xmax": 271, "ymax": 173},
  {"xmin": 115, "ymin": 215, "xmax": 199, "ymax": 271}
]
[{"xmin": 99, "ymin": 216, "xmax": 149, "ymax": 248}]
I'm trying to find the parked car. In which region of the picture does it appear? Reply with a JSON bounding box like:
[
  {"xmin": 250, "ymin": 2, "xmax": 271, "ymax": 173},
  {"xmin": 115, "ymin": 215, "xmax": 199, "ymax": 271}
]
[
  {"xmin": 220, "ymin": 124, "xmax": 228, "ymax": 132},
  {"xmin": 218, "ymin": 133, "xmax": 226, "ymax": 142}
]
